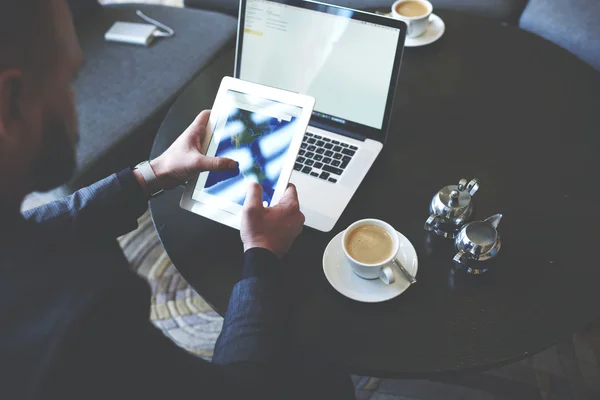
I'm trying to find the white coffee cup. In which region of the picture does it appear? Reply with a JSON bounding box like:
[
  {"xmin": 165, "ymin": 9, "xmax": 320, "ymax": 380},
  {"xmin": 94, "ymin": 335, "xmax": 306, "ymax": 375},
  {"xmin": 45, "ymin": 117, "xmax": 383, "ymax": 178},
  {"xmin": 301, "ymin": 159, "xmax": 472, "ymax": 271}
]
[
  {"xmin": 342, "ymin": 219, "xmax": 399, "ymax": 285},
  {"xmin": 391, "ymin": 0, "xmax": 433, "ymax": 38}
]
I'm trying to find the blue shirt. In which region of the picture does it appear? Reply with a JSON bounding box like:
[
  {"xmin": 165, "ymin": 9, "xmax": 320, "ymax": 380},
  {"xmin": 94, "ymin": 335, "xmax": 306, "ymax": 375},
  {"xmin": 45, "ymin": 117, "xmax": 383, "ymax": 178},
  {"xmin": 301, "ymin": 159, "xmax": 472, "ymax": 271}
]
[{"xmin": 0, "ymin": 170, "xmax": 288, "ymax": 400}]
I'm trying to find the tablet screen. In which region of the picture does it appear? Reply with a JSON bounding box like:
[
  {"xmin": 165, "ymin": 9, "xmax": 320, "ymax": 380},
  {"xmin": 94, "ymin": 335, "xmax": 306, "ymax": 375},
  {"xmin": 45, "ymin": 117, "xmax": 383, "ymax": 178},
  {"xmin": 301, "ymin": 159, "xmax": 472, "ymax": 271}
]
[{"xmin": 192, "ymin": 90, "xmax": 303, "ymax": 208}]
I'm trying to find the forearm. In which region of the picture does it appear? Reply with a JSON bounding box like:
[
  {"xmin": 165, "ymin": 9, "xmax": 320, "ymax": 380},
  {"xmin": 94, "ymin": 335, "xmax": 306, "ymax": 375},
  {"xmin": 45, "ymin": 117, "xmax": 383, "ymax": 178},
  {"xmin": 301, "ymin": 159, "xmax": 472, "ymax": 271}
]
[
  {"xmin": 24, "ymin": 169, "xmax": 149, "ymax": 239},
  {"xmin": 212, "ymin": 248, "xmax": 288, "ymax": 365}
]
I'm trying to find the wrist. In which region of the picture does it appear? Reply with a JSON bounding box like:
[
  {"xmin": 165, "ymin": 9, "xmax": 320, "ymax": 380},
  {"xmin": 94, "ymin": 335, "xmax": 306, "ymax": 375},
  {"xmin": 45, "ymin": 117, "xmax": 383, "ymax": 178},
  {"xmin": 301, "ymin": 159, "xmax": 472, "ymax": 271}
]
[
  {"xmin": 149, "ymin": 158, "xmax": 172, "ymax": 189},
  {"xmin": 133, "ymin": 160, "xmax": 165, "ymax": 197},
  {"xmin": 243, "ymin": 242, "xmax": 282, "ymax": 259},
  {"xmin": 132, "ymin": 168, "xmax": 151, "ymax": 198}
]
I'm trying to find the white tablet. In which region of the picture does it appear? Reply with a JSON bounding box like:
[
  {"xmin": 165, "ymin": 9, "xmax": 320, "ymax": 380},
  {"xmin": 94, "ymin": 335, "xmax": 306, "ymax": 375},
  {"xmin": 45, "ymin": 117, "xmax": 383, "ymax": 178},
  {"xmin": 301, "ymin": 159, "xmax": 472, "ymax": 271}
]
[{"xmin": 180, "ymin": 77, "xmax": 315, "ymax": 229}]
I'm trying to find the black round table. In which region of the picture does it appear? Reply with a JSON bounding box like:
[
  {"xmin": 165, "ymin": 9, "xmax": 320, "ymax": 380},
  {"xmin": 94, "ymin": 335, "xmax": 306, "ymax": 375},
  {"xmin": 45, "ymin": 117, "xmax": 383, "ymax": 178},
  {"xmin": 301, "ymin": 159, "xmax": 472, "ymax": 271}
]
[{"xmin": 150, "ymin": 10, "xmax": 600, "ymax": 377}]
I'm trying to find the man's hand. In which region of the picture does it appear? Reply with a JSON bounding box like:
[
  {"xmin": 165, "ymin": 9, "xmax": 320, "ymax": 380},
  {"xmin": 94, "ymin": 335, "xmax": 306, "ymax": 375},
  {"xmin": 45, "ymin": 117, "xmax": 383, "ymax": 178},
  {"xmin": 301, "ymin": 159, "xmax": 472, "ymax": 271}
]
[
  {"xmin": 145, "ymin": 110, "xmax": 238, "ymax": 192},
  {"xmin": 241, "ymin": 183, "xmax": 305, "ymax": 259}
]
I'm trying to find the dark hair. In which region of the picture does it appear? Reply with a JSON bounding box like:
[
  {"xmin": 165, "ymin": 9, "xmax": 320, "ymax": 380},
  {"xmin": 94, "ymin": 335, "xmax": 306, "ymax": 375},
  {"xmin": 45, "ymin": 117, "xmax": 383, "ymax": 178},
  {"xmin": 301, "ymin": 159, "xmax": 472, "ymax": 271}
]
[{"xmin": 0, "ymin": 0, "xmax": 55, "ymax": 75}]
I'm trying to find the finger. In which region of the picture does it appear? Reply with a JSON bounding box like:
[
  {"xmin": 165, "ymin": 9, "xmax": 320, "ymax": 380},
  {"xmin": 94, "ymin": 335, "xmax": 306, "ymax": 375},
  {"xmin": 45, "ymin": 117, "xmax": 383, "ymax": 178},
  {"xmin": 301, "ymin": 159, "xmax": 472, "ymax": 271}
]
[
  {"xmin": 279, "ymin": 183, "xmax": 300, "ymax": 209},
  {"xmin": 196, "ymin": 156, "xmax": 238, "ymax": 172},
  {"xmin": 244, "ymin": 182, "xmax": 264, "ymax": 210}
]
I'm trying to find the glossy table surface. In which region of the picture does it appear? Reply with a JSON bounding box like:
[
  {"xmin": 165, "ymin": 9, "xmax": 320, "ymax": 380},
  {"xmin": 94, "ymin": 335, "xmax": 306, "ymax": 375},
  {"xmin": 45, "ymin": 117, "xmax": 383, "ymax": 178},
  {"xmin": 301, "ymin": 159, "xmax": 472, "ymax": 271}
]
[{"xmin": 150, "ymin": 10, "xmax": 600, "ymax": 377}]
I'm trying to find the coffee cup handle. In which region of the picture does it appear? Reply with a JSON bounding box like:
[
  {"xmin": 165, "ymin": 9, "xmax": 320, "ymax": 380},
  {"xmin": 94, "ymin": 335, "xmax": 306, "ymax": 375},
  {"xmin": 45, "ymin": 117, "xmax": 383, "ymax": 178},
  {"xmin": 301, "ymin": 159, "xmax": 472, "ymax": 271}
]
[
  {"xmin": 406, "ymin": 21, "xmax": 414, "ymax": 37},
  {"xmin": 379, "ymin": 265, "xmax": 396, "ymax": 285}
]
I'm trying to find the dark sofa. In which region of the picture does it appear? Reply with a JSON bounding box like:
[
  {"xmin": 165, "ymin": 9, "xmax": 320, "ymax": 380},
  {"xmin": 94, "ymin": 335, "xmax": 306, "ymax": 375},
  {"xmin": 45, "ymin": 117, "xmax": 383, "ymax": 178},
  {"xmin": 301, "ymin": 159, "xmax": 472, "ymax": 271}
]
[
  {"xmin": 66, "ymin": 0, "xmax": 237, "ymax": 188},
  {"xmin": 66, "ymin": 0, "xmax": 598, "ymax": 192}
]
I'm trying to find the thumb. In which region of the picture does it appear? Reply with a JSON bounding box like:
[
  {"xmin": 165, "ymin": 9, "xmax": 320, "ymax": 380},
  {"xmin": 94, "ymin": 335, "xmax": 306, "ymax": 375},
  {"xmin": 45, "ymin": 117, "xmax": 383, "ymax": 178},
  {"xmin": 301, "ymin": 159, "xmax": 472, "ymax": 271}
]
[
  {"xmin": 244, "ymin": 182, "xmax": 264, "ymax": 210},
  {"xmin": 279, "ymin": 183, "xmax": 299, "ymax": 206},
  {"xmin": 189, "ymin": 110, "xmax": 211, "ymax": 131},
  {"xmin": 195, "ymin": 155, "xmax": 238, "ymax": 172}
]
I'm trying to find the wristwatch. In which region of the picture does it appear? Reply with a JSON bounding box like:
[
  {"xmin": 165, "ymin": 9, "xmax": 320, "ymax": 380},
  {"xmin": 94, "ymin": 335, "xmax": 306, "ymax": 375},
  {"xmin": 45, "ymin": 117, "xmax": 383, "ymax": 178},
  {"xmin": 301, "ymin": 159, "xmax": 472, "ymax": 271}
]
[{"xmin": 133, "ymin": 160, "xmax": 164, "ymax": 197}]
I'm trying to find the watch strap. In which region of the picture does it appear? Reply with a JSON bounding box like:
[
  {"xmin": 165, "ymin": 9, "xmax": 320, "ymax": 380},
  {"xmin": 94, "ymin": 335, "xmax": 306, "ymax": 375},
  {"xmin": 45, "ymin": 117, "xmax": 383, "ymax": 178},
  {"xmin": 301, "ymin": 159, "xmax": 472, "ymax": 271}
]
[{"xmin": 134, "ymin": 161, "xmax": 163, "ymax": 197}]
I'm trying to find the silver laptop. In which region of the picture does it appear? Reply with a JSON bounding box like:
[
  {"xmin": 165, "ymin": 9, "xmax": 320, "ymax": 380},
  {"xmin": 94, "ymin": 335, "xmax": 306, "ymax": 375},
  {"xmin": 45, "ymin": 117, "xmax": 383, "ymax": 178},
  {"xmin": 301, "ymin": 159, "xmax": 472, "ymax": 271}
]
[{"xmin": 235, "ymin": 0, "xmax": 407, "ymax": 232}]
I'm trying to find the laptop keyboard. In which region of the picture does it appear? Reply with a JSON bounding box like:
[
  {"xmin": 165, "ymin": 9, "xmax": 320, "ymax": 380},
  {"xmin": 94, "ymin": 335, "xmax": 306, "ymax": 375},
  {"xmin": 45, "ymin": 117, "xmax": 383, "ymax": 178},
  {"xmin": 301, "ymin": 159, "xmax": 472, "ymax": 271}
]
[{"xmin": 294, "ymin": 132, "xmax": 358, "ymax": 184}]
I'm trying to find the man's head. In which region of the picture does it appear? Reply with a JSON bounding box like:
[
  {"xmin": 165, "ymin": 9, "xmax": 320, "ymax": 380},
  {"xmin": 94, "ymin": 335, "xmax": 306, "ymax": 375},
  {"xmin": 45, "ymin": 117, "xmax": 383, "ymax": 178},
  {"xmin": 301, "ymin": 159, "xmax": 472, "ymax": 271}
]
[{"xmin": 0, "ymin": 0, "xmax": 83, "ymax": 196}]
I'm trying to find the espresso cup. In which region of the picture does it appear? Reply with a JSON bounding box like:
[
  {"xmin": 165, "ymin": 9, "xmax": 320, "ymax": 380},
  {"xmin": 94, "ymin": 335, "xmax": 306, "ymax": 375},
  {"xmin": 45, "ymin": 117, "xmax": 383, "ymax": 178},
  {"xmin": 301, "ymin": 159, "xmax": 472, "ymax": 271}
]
[
  {"xmin": 342, "ymin": 219, "xmax": 399, "ymax": 285},
  {"xmin": 391, "ymin": 0, "xmax": 433, "ymax": 38}
]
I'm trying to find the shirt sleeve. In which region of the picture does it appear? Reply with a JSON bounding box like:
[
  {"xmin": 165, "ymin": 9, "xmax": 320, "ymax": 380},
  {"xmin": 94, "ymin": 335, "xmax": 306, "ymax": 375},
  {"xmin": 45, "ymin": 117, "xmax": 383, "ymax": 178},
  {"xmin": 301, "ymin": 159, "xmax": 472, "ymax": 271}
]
[
  {"xmin": 212, "ymin": 247, "xmax": 288, "ymax": 364},
  {"xmin": 23, "ymin": 169, "xmax": 148, "ymax": 239},
  {"xmin": 42, "ymin": 251, "xmax": 288, "ymax": 400}
]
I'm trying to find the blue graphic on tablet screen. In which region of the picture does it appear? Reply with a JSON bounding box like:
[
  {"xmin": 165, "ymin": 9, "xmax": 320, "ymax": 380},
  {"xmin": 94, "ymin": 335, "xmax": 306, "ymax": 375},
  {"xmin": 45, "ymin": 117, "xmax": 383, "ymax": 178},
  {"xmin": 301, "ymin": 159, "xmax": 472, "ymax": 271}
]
[{"xmin": 203, "ymin": 108, "xmax": 297, "ymax": 206}]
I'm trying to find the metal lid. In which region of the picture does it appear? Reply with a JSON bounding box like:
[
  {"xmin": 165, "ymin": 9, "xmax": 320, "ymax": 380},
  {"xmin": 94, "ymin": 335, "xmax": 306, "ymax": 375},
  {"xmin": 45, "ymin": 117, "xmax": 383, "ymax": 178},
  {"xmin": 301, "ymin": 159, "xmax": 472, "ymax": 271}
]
[{"xmin": 437, "ymin": 185, "xmax": 472, "ymax": 210}]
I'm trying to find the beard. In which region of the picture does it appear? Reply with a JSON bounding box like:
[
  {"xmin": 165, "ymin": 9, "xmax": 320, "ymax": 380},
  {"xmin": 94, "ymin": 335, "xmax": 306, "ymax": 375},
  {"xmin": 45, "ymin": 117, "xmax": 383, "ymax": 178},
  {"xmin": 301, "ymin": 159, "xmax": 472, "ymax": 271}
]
[{"xmin": 31, "ymin": 117, "xmax": 78, "ymax": 192}]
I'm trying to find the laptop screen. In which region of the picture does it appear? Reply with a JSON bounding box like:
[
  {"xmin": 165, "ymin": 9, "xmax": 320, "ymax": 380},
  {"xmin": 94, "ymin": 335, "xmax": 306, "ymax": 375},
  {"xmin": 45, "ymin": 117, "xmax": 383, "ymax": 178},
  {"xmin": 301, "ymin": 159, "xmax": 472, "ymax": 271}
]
[{"xmin": 235, "ymin": 0, "xmax": 406, "ymax": 140}]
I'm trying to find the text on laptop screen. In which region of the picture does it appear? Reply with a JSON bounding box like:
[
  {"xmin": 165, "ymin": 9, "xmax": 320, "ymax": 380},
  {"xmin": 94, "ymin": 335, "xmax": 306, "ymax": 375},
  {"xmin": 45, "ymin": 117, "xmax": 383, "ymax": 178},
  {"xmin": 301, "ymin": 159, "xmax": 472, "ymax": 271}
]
[{"xmin": 240, "ymin": 0, "xmax": 400, "ymax": 130}]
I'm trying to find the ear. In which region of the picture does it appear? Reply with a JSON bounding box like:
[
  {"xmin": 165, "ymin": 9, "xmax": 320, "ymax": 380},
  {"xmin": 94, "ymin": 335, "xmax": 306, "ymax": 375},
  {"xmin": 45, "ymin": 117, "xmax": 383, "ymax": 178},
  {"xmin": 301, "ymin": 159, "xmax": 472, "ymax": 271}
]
[{"xmin": 0, "ymin": 70, "xmax": 25, "ymax": 139}]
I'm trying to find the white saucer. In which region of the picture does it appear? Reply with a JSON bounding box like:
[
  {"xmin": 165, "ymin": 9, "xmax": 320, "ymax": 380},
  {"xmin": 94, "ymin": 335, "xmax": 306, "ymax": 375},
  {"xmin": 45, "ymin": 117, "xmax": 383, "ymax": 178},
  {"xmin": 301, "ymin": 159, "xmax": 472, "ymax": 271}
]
[
  {"xmin": 378, "ymin": 11, "xmax": 446, "ymax": 47},
  {"xmin": 322, "ymin": 230, "xmax": 418, "ymax": 303},
  {"xmin": 405, "ymin": 13, "xmax": 445, "ymax": 47}
]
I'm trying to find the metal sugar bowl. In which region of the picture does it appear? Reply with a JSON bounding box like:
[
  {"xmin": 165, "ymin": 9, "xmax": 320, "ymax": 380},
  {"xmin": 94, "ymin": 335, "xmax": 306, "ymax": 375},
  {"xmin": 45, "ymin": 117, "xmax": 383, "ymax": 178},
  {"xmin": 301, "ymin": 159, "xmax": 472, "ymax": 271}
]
[
  {"xmin": 424, "ymin": 178, "xmax": 480, "ymax": 238},
  {"xmin": 453, "ymin": 214, "xmax": 502, "ymax": 274}
]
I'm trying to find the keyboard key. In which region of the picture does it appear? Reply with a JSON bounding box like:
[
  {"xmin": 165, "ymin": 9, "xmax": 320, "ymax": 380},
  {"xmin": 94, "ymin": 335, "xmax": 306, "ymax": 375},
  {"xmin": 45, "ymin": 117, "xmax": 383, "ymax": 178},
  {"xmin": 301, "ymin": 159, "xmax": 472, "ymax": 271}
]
[
  {"xmin": 324, "ymin": 143, "xmax": 334, "ymax": 150},
  {"xmin": 314, "ymin": 162, "xmax": 323, "ymax": 169},
  {"xmin": 322, "ymin": 138, "xmax": 331, "ymax": 142},
  {"xmin": 331, "ymin": 140, "xmax": 340, "ymax": 144},
  {"xmin": 297, "ymin": 156, "xmax": 306, "ymax": 163},
  {"xmin": 308, "ymin": 145, "xmax": 317, "ymax": 152},
  {"xmin": 341, "ymin": 159, "xmax": 350, "ymax": 169},
  {"xmin": 324, "ymin": 150, "xmax": 334, "ymax": 157},
  {"xmin": 310, "ymin": 172, "xmax": 319, "ymax": 177},
  {"xmin": 319, "ymin": 172, "xmax": 330, "ymax": 180},
  {"xmin": 305, "ymin": 152, "xmax": 315, "ymax": 159},
  {"xmin": 341, "ymin": 143, "xmax": 349, "ymax": 148},
  {"xmin": 342, "ymin": 155, "xmax": 351, "ymax": 163},
  {"xmin": 303, "ymin": 136, "xmax": 309, "ymax": 142},
  {"xmin": 322, "ymin": 157, "xmax": 332, "ymax": 164},
  {"xmin": 316, "ymin": 148, "xmax": 325, "ymax": 154},
  {"xmin": 328, "ymin": 178, "xmax": 337, "ymax": 183},
  {"xmin": 316, "ymin": 140, "xmax": 325, "ymax": 146},
  {"xmin": 294, "ymin": 163, "xmax": 302, "ymax": 171},
  {"xmin": 349, "ymin": 145, "xmax": 358, "ymax": 150},
  {"xmin": 314, "ymin": 155, "xmax": 323, "ymax": 161},
  {"xmin": 305, "ymin": 132, "xmax": 313, "ymax": 137},
  {"xmin": 323, "ymin": 165, "xmax": 343, "ymax": 175},
  {"xmin": 332, "ymin": 160, "xmax": 341, "ymax": 167},
  {"xmin": 305, "ymin": 159, "xmax": 314, "ymax": 166},
  {"xmin": 302, "ymin": 166, "xmax": 312, "ymax": 174},
  {"xmin": 333, "ymin": 145, "xmax": 342, "ymax": 152},
  {"xmin": 342, "ymin": 148, "xmax": 355, "ymax": 156},
  {"xmin": 333, "ymin": 153, "xmax": 343, "ymax": 160},
  {"xmin": 307, "ymin": 138, "xmax": 316, "ymax": 144},
  {"xmin": 301, "ymin": 143, "xmax": 307, "ymax": 149},
  {"xmin": 299, "ymin": 150, "xmax": 306, "ymax": 156},
  {"xmin": 313, "ymin": 135, "xmax": 322, "ymax": 139}
]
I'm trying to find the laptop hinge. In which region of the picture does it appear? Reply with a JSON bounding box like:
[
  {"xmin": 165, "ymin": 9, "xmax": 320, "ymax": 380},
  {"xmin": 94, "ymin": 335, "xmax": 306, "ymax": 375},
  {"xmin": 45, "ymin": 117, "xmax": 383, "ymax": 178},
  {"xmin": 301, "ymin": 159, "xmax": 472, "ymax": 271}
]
[{"xmin": 308, "ymin": 120, "xmax": 368, "ymax": 142}]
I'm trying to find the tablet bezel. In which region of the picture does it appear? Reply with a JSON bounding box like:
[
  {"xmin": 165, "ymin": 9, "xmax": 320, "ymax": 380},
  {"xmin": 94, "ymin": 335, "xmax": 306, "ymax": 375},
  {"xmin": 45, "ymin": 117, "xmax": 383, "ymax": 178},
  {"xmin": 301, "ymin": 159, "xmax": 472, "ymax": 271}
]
[{"xmin": 180, "ymin": 76, "xmax": 315, "ymax": 229}]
